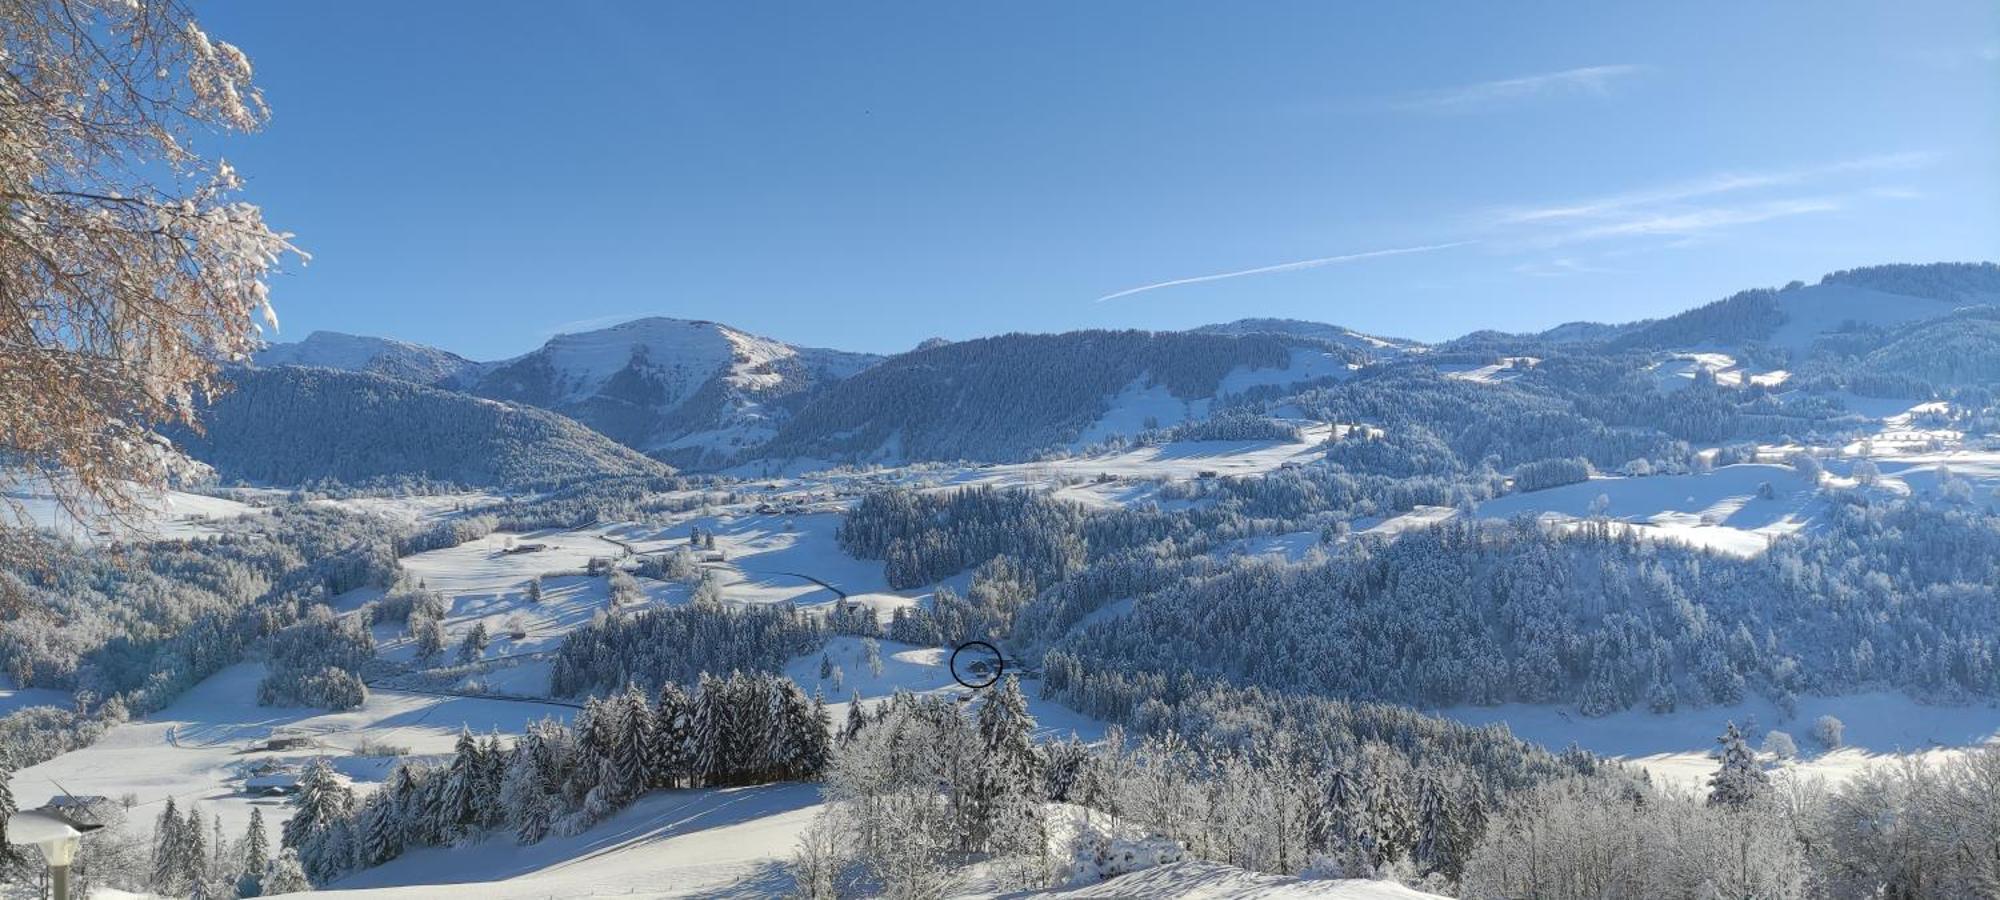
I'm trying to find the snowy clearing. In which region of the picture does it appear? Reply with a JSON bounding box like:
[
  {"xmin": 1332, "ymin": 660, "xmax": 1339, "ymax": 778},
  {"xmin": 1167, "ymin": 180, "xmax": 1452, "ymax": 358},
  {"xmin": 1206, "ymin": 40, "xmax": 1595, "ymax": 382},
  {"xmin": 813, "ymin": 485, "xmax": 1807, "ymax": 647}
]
[
  {"xmin": 9, "ymin": 663, "xmax": 573, "ymax": 837},
  {"xmin": 1476, "ymin": 464, "xmax": 1817, "ymax": 557},
  {"xmin": 1444, "ymin": 691, "xmax": 2000, "ymax": 793},
  {"xmin": 3, "ymin": 477, "xmax": 260, "ymax": 544}
]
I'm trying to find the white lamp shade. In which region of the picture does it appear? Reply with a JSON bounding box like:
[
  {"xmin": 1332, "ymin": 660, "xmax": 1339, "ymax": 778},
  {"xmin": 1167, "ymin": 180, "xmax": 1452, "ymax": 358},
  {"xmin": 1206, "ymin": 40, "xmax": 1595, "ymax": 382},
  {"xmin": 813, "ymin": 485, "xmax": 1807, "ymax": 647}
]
[{"xmin": 7, "ymin": 810, "xmax": 84, "ymax": 865}]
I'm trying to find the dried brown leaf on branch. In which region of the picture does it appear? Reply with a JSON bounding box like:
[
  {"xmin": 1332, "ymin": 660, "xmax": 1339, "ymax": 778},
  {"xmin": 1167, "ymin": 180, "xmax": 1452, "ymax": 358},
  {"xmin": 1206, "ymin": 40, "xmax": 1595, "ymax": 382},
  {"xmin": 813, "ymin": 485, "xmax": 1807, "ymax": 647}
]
[{"xmin": 1, "ymin": 0, "xmax": 303, "ymax": 547}]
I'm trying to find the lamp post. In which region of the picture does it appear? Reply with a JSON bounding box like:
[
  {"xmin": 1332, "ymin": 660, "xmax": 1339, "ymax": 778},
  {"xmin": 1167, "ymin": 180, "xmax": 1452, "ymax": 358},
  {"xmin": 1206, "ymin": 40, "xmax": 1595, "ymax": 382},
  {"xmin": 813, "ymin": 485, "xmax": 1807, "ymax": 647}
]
[{"xmin": 7, "ymin": 809, "xmax": 100, "ymax": 900}]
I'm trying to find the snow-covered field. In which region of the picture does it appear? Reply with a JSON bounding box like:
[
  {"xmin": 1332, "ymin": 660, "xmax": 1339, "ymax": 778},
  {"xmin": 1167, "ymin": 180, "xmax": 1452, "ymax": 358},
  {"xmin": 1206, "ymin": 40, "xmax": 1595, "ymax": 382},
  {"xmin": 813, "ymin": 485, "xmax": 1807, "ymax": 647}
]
[
  {"xmin": 8, "ymin": 663, "xmax": 576, "ymax": 837},
  {"xmin": 957, "ymin": 423, "xmax": 1332, "ymax": 500},
  {"xmin": 0, "ymin": 675, "xmax": 68, "ymax": 717},
  {"xmin": 311, "ymin": 782, "xmax": 821, "ymax": 898},
  {"xmin": 789, "ymin": 636, "xmax": 1108, "ymax": 744},
  {"xmin": 1009, "ymin": 862, "xmax": 1447, "ymax": 899},
  {"xmin": 1075, "ymin": 348, "xmax": 1353, "ymax": 445},
  {"xmin": 2, "ymin": 477, "xmax": 261, "ymax": 544},
  {"xmin": 1477, "ymin": 464, "xmax": 1816, "ymax": 557},
  {"xmin": 1444, "ymin": 691, "xmax": 2000, "ymax": 793},
  {"xmin": 1441, "ymin": 355, "xmax": 1538, "ymax": 383}
]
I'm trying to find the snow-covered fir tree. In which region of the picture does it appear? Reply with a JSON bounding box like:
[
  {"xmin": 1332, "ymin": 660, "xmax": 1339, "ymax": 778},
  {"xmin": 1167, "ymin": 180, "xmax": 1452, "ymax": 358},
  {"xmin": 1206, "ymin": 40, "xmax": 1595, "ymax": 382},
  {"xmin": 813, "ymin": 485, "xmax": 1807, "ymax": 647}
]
[{"xmin": 1706, "ymin": 721, "xmax": 1770, "ymax": 808}]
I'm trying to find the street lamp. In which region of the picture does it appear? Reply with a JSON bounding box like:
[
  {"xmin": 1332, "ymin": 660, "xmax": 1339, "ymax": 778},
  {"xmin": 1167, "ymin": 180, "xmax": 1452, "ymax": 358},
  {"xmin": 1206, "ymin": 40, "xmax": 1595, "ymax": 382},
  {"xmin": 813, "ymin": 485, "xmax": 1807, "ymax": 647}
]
[{"xmin": 7, "ymin": 808, "xmax": 101, "ymax": 900}]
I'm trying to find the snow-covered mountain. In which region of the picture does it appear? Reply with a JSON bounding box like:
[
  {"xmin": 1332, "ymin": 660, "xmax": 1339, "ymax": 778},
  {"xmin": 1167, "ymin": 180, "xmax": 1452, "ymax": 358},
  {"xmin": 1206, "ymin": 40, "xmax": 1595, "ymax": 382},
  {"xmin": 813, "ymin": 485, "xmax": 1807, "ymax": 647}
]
[
  {"xmin": 1610, "ymin": 262, "xmax": 2000, "ymax": 355},
  {"xmin": 752, "ymin": 329, "xmax": 1356, "ymax": 467},
  {"xmin": 467, "ymin": 317, "xmax": 883, "ymax": 468},
  {"xmin": 1198, "ymin": 317, "xmax": 1426, "ymax": 359},
  {"xmin": 254, "ymin": 330, "xmax": 484, "ymax": 387}
]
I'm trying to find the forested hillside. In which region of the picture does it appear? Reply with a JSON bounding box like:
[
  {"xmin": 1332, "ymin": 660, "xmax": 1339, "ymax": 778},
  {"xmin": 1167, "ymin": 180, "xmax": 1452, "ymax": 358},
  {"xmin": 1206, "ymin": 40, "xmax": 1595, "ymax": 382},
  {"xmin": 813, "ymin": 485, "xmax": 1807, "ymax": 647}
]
[
  {"xmin": 254, "ymin": 330, "xmax": 485, "ymax": 387},
  {"xmin": 755, "ymin": 329, "xmax": 1342, "ymax": 464},
  {"xmin": 170, "ymin": 367, "xmax": 674, "ymax": 492}
]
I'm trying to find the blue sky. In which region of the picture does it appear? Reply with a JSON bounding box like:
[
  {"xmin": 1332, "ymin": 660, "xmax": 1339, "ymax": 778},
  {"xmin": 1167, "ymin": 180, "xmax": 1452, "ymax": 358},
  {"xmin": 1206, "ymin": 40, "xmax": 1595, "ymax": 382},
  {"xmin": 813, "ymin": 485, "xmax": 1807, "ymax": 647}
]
[{"xmin": 201, "ymin": 1, "xmax": 1999, "ymax": 358}]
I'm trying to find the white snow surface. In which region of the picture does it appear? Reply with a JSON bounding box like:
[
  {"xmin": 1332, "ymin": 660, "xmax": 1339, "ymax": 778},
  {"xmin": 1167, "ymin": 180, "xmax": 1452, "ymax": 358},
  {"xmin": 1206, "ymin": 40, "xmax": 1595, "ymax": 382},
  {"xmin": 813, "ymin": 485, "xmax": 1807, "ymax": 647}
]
[
  {"xmin": 1765, "ymin": 282, "xmax": 1970, "ymax": 352},
  {"xmin": 311, "ymin": 782, "xmax": 820, "ymax": 898},
  {"xmin": 1011, "ymin": 862, "xmax": 1448, "ymax": 899},
  {"xmin": 1477, "ymin": 464, "xmax": 1816, "ymax": 557},
  {"xmin": 0, "ymin": 674, "xmax": 68, "ymax": 717},
  {"xmin": 3, "ymin": 476, "xmax": 260, "ymax": 544},
  {"xmin": 8, "ymin": 662, "xmax": 576, "ymax": 837},
  {"xmin": 1444, "ymin": 691, "xmax": 2000, "ymax": 794},
  {"xmin": 1076, "ymin": 348, "xmax": 1352, "ymax": 446}
]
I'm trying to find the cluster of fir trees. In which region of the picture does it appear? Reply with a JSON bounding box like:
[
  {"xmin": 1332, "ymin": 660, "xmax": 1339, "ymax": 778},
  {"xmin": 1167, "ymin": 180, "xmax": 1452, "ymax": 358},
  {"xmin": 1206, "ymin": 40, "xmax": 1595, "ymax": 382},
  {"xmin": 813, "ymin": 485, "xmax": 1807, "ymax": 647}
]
[
  {"xmin": 1158, "ymin": 412, "xmax": 1305, "ymax": 444},
  {"xmin": 1051, "ymin": 495, "xmax": 2000, "ymax": 715},
  {"xmin": 283, "ymin": 672, "xmax": 831, "ymax": 886},
  {"xmin": 0, "ymin": 506, "xmax": 403, "ymax": 771},
  {"xmin": 148, "ymin": 802, "xmax": 306, "ymax": 897},
  {"xmin": 799, "ymin": 675, "xmax": 1508, "ymax": 896},
  {"xmin": 793, "ymin": 677, "xmax": 1049, "ymax": 897},
  {"xmin": 1464, "ymin": 723, "xmax": 2000, "ymax": 899},
  {"xmin": 171, "ymin": 366, "xmax": 671, "ymax": 493},
  {"xmin": 255, "ymin": 606, "xmax": 373, "ymax": 710},
  {"xmin": 547, "ymin": 602, "xmax": 824, "ymax": 697},
  {"xmin": 837, "ymin": 486, "xmax": 1088, "ymax": 590}
]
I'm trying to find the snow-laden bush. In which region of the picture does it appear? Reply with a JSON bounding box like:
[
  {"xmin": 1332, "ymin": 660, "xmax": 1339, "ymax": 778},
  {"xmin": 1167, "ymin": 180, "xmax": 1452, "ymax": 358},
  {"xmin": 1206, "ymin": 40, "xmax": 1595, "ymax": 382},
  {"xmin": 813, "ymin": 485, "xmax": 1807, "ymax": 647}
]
[
  {"xmin": 1814, "ymin": 715, "xmax": 1845, "ymax": 749},
  {"xmin": 1763, "ymin": 730, "xmax": 1798, "ymax": 760},
  {"xmin": 1068, "ymin": 833, "xmax": 1185, "ymax": 886}
]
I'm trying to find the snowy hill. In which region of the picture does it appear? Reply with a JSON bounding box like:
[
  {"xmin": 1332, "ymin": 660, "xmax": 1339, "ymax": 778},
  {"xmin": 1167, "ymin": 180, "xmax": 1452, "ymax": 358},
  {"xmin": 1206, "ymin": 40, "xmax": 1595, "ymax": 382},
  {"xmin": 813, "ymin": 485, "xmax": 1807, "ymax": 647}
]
[
  {"xmin": 467, "ymin": 317, "xmax": 881, "ymax": 468},
  {"xmin": 255, "ymin": 330, "xmax": 485, "ymax": 387},
  {"xmin": 171, "ymin": 366, "xmax": 674, "ymax": 491},
  {"xmin": 1610, "ymin": 262, "xmax": 2000, "ymax": 356},
  {"xmin": 754, "ymin": 329, "xmax": 1353, "ymax": 466},
  {"xmin": 1196, "ymin": 317, "xmax": 1425, "ymax": 359}
]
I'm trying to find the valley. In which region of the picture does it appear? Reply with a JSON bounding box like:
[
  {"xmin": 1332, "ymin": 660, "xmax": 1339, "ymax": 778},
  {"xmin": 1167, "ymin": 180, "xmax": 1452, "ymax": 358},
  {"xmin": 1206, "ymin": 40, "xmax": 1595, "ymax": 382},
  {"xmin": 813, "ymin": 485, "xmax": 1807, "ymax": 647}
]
[{"xmin": 9, "ymin": 263, "xmax": 2000, "ymax": 899}]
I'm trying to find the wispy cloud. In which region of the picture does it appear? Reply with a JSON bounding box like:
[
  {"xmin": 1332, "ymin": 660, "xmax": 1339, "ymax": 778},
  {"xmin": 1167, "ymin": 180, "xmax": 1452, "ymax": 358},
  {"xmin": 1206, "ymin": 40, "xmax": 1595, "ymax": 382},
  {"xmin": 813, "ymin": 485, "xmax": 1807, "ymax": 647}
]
[
  {"xmin": 1393, "ymin": 65, "xmax": 1649, "ymax": 112},
  {"xmin": 1556, "ymin": 197, "xmax": 1844, "ymax": 242},
  {"xmin": 1512, "ymin": 257, "xmax": 1625, "ymax": 278},
  {"xmin": 1479, "ymin": 152, "xmax": 1938, "ymax": 251},
  {"xmin": 1093, "ymin": 242, "xmax": 1476, "ymax": 303},
  {"xmin": 1488, "ymin": 152, "xmax": 1938, "ymax": 227}
]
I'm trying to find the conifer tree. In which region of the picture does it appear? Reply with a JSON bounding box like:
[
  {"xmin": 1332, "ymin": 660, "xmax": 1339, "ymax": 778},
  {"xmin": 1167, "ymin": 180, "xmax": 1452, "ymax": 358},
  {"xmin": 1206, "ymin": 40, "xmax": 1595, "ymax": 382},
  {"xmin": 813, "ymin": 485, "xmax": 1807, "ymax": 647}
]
[
  {"xmin": 457, "ymin": 621, "xmax": 490, "ymax": 664},
  {"xmin": 1707, "ymin": 721, "xmax": 1770, "ymax": 808},
  {"xmin": 652, "ymin": 681, "xmax": 693, "ymax": 789},
  {"xmin": 842, "ymin": 691, "xmax": 869, "ymax": 744},
  {"xmin": 476, "ymin": 733, "xmax": 509, "ymax": 827},
  {"xmin": 502, "ymin": 740, "xmax": 555, "ymax": 845},
  {"xmin": 183, "ymin": 805, "xmax": 210, "ymax": 892},
  {"xmin": 240, "ymin": 807, "xmax": 270, "ymax": 896},
  {"xmin": 611, "ymin": 683, "xmax": 654, "ymax": 802},
  {"xmin": 803, "ymin": 688, "xmax": 834, "ymax": 778},
  {"xmin": 411, "ymin": 613, "xmax": 445, "ymax": 663},
  {"xmin": 359, "ymin": 791, "xmax": 403, "ymax": 866},
  {"xmin": 440, "ymin": 728, "xmax": 482, "ymax": 835},
  {"xmin": 0, "ymin": 763, "xmax": 11, "ymax": 866},
  {"xmin": 690, "ymin": 673, "xmax": 725, "ymax": 786},
  {"xmin": 262, "ymin": 848, "xmax": 311, "ymax": 894},
  {"xmin": 971, "ymin": 676, "xmax": 1045, "ymax": 855},
  {"xmin": 153, "ymin": 797, "xmax": 187, "ymax": 895}
]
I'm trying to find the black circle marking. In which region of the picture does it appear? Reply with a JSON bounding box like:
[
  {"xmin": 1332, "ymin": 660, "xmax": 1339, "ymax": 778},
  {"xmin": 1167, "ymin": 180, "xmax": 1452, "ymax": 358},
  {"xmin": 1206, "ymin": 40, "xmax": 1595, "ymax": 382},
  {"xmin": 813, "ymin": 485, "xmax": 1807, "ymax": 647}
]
[{"xmin": 949, "ymin": 641, "xmax": 1004, "ymax": 690}]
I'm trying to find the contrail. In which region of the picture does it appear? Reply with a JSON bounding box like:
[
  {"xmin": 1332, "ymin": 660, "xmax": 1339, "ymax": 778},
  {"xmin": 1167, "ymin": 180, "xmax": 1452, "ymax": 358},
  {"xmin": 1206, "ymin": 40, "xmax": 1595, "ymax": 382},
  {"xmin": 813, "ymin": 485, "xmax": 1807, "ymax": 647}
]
[{"xmin": 1093, "ymin": 241, "xmax": 1477, "ymax": 303}]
